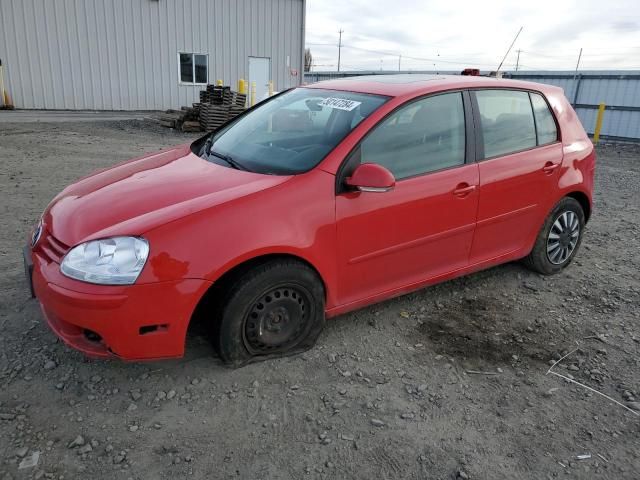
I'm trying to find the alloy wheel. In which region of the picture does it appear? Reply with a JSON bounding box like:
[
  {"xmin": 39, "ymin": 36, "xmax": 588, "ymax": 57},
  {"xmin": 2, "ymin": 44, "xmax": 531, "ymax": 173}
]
[{"xmin": 546, "ymin": 211, "xmax": 580, "ymax": 265}]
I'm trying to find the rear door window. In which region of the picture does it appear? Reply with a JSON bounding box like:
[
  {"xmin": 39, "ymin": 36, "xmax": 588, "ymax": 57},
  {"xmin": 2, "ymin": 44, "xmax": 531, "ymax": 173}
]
[
  {"xmin": 530, "ymin": 92, "xmax": 558, "ymax": 145},
  {"xmin": 475, "ymin": 89, "xmax": 536, "ymax": 158}
]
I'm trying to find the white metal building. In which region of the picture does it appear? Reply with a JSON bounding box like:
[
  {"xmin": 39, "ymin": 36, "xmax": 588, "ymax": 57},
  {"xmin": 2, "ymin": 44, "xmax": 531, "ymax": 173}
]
[{"xmin": 0, "ymin": 0, "xmax": 306, "ymax": 110}]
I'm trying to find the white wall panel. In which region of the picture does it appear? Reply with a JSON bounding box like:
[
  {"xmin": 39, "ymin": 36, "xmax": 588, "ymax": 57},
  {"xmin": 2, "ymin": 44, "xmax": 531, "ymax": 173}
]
[{"xmin": 0, "ymin": 0, "xmax": 305, "ymax": 110}]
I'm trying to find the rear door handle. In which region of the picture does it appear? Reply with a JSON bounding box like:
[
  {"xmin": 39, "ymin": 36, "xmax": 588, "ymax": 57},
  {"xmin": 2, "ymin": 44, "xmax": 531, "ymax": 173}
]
[
  {"xmin": 543, "ymin": 162, "xmax": 560, "ymax": 174},
  {"xmin": 453, "ymin": 183, "xmax": 477, "ymax": 198}
]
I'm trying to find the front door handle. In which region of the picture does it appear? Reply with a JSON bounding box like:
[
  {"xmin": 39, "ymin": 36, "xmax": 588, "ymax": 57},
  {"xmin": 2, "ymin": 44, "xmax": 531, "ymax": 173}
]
[
  {"xmin": 453, "ymin": 183, "xmax": 477, "ymax": 198},
  {"xmin": 543, "ymin": 162, "xmax": 560, "ymax": 174}
]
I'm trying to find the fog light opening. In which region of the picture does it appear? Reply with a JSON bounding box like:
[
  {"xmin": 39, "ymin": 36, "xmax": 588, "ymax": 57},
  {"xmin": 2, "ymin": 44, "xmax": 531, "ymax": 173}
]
[
  {"xmin": 139, "ymin": 324, "xmax": 169, "ymax": 336},
  {"xmin": 83, "ymin": 329, "xmax": 102, "ymax": 343}
]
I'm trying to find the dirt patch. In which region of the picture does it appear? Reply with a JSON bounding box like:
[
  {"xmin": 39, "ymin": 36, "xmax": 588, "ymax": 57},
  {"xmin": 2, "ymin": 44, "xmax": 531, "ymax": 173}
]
[
  {"xmin": 0, "ymin": 122, "xmax": 639, "ymax": 479},
  {"xmin": 418, "ymin": 294, "xmax": 552, "ymax": 364}
]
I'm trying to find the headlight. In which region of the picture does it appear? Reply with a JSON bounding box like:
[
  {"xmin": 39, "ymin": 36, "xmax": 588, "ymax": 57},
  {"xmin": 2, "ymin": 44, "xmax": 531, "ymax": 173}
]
[{"xmin": 60, "ymin": 237, "xmax": 149, "ymax": 285}]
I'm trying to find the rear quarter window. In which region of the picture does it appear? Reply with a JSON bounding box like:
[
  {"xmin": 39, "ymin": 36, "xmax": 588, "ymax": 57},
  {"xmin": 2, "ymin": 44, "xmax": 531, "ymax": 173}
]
[
  {"xmin": 530, "ymin": 92, "xmax": 558, "ymax": 145},
  {"xmin": 475, "ymin": 89, "xmax": 536, "ymax": 158}
]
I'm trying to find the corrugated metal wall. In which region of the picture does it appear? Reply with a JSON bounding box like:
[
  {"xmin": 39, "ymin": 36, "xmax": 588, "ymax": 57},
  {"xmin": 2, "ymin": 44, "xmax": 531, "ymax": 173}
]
[
  {"xmin": 0, "ymin": 0, "xmax": 305, "ymax": 110},
  {"xmin": 503, "ymin": 71, "xmax": 640, "ymax": 141},
  {"xmin": 305, "ymin": 70, "xmax": 640, "ymax": 141}
]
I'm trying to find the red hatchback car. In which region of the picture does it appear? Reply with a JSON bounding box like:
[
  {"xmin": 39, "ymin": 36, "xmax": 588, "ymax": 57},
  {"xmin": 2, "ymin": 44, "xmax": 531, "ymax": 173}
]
[{"xmin": 24, "ymin": 75, "xmax": 595, "ymax": 366}]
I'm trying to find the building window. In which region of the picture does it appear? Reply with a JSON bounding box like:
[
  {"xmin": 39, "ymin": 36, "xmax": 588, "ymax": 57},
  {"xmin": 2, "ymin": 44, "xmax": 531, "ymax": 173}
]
[{"xmin": 179, "ymin": 53, "xmax": 208, "ymax": 84}]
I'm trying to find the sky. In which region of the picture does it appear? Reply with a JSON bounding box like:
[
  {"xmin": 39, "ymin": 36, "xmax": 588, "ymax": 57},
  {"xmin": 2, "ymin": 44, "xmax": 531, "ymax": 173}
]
[{"xmin": 305, "ymin": 0, "xmax": 640, "ymax": 72}]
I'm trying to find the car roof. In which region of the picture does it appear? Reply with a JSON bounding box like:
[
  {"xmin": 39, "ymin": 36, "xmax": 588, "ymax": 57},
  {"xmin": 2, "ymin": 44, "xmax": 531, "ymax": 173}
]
[{"xmin": 303, "ymin": 74, "xmax": 563, "ymax": 98}]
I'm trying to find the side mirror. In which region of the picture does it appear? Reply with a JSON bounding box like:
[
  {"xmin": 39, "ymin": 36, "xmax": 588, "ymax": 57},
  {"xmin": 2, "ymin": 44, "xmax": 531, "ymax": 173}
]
[{"xmin": 345, "ymin": 163, "xmax": 395, "ymax": 193}]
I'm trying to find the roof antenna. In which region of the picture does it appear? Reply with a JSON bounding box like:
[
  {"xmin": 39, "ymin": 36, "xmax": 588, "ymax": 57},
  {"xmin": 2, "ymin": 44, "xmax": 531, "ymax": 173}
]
[{"xmin": 496, "ymin": 27, "xmax": 523, "ymax": 74}]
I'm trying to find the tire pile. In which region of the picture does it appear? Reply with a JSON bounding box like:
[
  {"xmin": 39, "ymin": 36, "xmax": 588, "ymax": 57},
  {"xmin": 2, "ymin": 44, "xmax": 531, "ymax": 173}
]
[{"xmin": 157, "ymin": 84, "xmax": 247, "ymax": 133}]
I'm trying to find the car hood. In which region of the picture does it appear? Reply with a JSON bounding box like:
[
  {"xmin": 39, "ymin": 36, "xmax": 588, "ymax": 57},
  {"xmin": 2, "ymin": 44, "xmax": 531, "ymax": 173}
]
[{"xmin": 44, "ymin": 144, "xmax": 291, "ymax": 246}]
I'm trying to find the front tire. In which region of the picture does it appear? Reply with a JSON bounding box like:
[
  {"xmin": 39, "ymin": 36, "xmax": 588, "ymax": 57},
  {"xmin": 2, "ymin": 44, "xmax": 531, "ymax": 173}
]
[
  {"xmin": 213, "ymin": 259, "xmax": 325, "ymax": 367},
  {"xmin": 524, "ymin": 197, "xmax": 586, "ymax": 275}
]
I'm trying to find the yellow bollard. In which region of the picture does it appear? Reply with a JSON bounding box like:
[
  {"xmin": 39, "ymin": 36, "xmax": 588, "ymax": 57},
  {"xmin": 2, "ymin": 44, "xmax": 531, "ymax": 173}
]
[
  {"xmin": 268, "ymin": 81, "xmax": 274, "ymax": 97},
  {"xmin": 0, "ymin": 63, "xmax": 5, "ymax": 107},
  {"xmin": 237, "ymin": 79, "xmax": 246, "ymax": 94},
  {"xmin": 593, "ymin": 103, "xmax": 606, "ymax": 144},
  {"xmin": 216, "ymin": 79, "xmax": 223, "ymax": 86},
  {"xmin": 251, "ymin": 81, "xmax": 257, "ymax": 107}
]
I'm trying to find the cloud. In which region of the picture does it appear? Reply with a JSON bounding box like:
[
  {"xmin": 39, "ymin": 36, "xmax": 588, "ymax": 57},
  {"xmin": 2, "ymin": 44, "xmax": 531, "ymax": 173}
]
[
  {"xmin": 611, "ymin": 20, "xmax": 639, "ymax": 32},
  {"xmin": 305, "ymin": 0, "xmax": 640, "ymax": 71}
]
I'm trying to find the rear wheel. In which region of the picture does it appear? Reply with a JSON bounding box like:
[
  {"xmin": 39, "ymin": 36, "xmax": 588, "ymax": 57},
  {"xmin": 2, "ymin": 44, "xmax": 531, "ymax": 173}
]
[
  {"xmin": 212, "ymin": 259, "xmax": 325, "ymax": 367},
  {"xmin": 524, "ymin": 197, "xmax": 585, "ymax": 275}
]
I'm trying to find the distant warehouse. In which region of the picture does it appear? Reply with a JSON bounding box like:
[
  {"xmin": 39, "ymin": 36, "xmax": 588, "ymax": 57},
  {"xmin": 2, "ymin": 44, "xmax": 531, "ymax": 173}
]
[{"xmin": 0, "ymin": 0, "xmax": 306, "ymax": 110}]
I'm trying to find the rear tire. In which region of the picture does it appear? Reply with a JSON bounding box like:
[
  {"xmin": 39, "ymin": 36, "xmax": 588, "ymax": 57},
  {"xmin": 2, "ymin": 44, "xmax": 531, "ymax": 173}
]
[
  {"xmin": 524, "ymin": 197, "xmax": 585, "ymax": 275},
  {"xmin": 212, "ymin": 259, "xmax": 325, "ymax": 368}
]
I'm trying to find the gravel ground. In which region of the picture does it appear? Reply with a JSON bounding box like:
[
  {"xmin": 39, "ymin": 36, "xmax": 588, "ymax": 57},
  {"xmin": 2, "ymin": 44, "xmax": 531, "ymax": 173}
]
[{"xmin": 0, "ymin": 120, "xmax": 639, "ymax": 480}]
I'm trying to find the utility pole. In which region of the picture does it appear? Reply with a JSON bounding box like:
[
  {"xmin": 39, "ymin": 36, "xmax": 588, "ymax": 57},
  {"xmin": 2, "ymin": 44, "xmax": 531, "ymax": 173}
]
[
  {"xmin": 398, "ymin": 55, "xmax": 401, "ymax": 71},
  {"xmin": 337, "ymin": 29, "xmax": 344, "ymax": 72},
  {"xmin": 515, "ymin": 49, "xmax": 521, "ymax": 71}
]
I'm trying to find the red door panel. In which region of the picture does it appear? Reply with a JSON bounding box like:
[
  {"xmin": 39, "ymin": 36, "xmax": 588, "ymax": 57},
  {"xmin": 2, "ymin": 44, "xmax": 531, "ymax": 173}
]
[
  {"xmin": 336, "ymin": 163, "xmax": 479, "ymax": 306},
  {"xmin": 470, "ymin": 143, "xmax": 563, "ymax": 263}
]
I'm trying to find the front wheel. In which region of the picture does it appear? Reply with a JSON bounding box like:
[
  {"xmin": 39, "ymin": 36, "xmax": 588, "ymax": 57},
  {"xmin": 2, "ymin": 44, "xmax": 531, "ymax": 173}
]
[
  {"xmin": 524, "ymin": 197, "xmax": 586, "ymax": 275},
  {"xmin": 212, "ymin": 259, "xmax": 325, "ymax": 367}
]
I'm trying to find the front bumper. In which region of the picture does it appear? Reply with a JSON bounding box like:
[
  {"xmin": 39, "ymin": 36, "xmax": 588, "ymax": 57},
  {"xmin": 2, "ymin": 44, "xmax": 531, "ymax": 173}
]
[{"xmin": 27, "ymin": 246, "xmax": 211, "ymax": 360}]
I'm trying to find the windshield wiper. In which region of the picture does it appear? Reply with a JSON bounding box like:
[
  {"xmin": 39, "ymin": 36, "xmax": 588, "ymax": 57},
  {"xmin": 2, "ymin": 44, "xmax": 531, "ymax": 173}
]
[
  {"xmin": 208, "ymin": 149, "xmax": 250, "ymax": 172},
  {"xmin": 200, "ymin": 135, "xmax": 214, "ymax": 157}
]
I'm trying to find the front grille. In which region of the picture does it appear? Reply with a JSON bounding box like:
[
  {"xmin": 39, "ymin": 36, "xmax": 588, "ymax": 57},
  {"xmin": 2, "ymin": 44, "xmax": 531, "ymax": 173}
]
[{"xmin": 39, "ymin": 231, "xmax": 70, "ymax": 264}]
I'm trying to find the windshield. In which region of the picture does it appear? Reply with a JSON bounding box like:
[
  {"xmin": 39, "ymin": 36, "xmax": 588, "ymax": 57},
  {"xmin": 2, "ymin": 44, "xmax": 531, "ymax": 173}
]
[{"xmin": 201, "ymin": 88, "xmax": 389, "ymax": 175}]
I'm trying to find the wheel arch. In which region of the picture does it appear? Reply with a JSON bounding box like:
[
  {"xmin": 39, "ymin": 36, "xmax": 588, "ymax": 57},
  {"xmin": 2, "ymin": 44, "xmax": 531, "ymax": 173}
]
[
  {"xmin": 189, "ymin": 252, "xmax": 329, "ymax": 334},
  {"xmin": 565, "ymin": 190, "xmax": 592, "ymax": 223}
]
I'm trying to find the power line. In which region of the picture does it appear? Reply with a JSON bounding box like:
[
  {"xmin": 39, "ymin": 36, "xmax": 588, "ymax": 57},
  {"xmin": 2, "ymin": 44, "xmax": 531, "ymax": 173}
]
[
  {"xmin": 340, "ymin": 64, "xmax": 371, "ymax": 71},
  {"xmin": 306, "ymin": 37, "xmax": 638, "ymax": 71},
  {"xmin": 306, "ymin": 42, "xmax": 338, "ymax": 47},
  {"xmin": 308, "ymin": 43, "xmax": 501, "ymax": 67},
  {"xmin": 521, "ymin": 50, "xmax": 575, "ymax": 59},
  {"xmin": 307, "ymin": 30, "xmax": 515, "ymax": 51},
  {"xmin": 341, "ymin": 45, "xmax": 499, "ymax": 67},
  {"xmin": 308, "ymin": 40, "xmax": 640, "ymax": 57},
  {"xmin": 510, "ymin": 63, "xmax": 640, "ymax": 70}
]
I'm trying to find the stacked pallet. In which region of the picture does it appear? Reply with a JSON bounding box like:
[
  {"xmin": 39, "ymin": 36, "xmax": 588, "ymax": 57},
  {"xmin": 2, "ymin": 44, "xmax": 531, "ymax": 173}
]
[
  {"xmin": 157, "ymin": 107, "xmax": 201, "ymax": 132},
  {"xmin": 158, "ymin": 84, "xmax": 247, "ymax": 132},
  {"xmin": 196, "ymin": 86, "xmax": 247, "ymax": 131},
  {"xmin": 199, "ymin": 85, "xmax": 233, "ymax": 104}
]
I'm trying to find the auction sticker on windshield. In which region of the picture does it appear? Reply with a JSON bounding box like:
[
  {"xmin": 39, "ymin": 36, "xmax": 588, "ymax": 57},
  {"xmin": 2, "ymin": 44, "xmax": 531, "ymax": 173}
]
[{"xmin": 318, "ymin": 97, "xmax": 362, "ymax": 111}]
